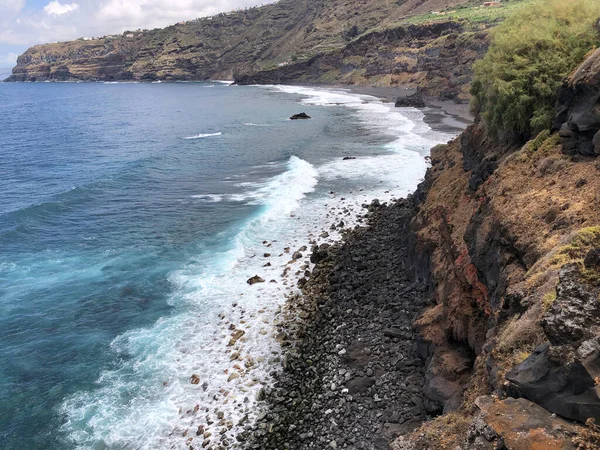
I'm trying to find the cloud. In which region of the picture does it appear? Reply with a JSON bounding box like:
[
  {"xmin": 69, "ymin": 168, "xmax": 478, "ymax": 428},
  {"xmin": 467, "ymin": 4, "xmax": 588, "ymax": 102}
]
[
  {"xmin": 0, "ymin": 0, "xmax": 275, "ymax": 66},
  {"xmin": 0, "ymin": 0, "xmax": 25, "ymax": 12},
  {"xmin": 1, "ymin": 51, "xmax": 18, "ymax": 66},
  {"xmin": 44, "ymin": 1, "xmax": 80, "ymax": 16}
]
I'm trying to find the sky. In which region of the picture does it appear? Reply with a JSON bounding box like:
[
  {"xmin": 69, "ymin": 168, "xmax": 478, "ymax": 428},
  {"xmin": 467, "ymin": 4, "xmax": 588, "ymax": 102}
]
[{"xmin": 0, "ymin": 0, "xmax": 272, "ymax": 69}]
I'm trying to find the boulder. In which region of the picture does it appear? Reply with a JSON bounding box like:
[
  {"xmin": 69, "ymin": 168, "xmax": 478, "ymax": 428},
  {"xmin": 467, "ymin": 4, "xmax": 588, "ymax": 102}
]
[
  {"xmin": 290, "ymin": 112, "xmax": 311, "ymax": 120},
  {"xmin": 395, "ymin": 92, "xmax": 426, "ymax": 108},
  {"xmin": 345, "ymin": 376, "xmax": 375, "ymax": 394},
  {"xmin": 553, "ymin": 48, "xmax": 600, "ymax": 157},
  {"xmin": 584, "ymin": 248, "xmax": 600, "ymax": 270},
  {"xmin": 247, "ymin": 275, "xmax": 265, "ymax": 285},
  {"xmin": 464, "ymin": 396, "xmax": 580, "ymax": 450},
  {"xmin": 506, "ymin": 342, "xmax": 600, "ymax": 423},
  {"xmin": 540, "ymin": 265, "xmax": 600, "ymax": 346},
  {"xmin": 310, "ymin": 245, "xmax": 329, "ymax": 264},
  {"xmin": 342, "ymin": 156, "xmax": 356, "ymax": 160}
]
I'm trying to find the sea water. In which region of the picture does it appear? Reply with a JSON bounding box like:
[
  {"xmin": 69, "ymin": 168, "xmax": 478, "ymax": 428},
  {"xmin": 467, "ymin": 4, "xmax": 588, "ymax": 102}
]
[{"xmin": 0, "ymin": 81, "xmax": 460, "ymax": 449}]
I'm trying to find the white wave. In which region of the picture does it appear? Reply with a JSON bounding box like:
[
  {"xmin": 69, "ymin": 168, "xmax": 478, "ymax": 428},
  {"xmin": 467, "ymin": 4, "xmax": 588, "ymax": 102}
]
[
  {"xmin": 211, "ymin": 80, "xmax": 234, "ymax": 85},
  {"xmin": 243, "ymin": 122, "xmax": 269, "ymax": 127},
  {"xmin": 60, "ymin": 156, "xmax": 320, "ymax": 450},
  {"xmin": 60, "ymin": 85, "xmax": 458, "ymax": 450},
  {"xmin": 182, "ymin": 132, "xmax": 222, "ymax": 140}
]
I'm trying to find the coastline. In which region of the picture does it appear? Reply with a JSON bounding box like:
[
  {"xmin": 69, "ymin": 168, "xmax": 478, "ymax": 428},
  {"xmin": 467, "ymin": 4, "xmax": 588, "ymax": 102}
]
[
  {"xmin": 276, "ymin": 83, "xmax": 474, "ymax": 126},
  {"xmin": 232, "ymin": 92, "xmax": 467, "ymax": 449},
  {"xmin": 240, "ymin": 198, "xmax": 427, "ymax": 450}
]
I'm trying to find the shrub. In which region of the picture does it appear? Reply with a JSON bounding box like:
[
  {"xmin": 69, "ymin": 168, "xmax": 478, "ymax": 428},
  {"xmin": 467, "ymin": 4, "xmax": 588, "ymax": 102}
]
[{"xmin": 471, "ymin": 0, "xmax": 600, "ymax": 144}]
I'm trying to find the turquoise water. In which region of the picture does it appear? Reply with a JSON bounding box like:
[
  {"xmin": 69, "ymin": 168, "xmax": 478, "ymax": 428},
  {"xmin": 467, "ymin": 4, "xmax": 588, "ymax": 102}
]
[{"xmin": 0, "ymin": 81, "xmax": 455, "ymax": 449}]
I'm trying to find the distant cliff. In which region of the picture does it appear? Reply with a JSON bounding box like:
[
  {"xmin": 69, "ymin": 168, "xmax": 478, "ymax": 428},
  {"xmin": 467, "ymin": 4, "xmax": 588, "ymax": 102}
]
[
  {"xmin": 5, "ymin": 0, "xmax": 496, "ymax": 102},
  {"xmin": 235, "ymin": 20, "xmax": 489, "ymax": 102}
]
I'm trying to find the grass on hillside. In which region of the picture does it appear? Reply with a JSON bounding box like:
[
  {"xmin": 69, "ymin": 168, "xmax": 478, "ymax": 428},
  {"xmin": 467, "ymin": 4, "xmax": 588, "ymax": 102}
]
[{"xmin": 399, "ymin": 0, "xmax": 533, "ymax": 27}]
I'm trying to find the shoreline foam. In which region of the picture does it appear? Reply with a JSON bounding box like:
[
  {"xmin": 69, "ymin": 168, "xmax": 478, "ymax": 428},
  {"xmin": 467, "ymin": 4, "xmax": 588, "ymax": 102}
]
[{"xmin": 59, "ymin": 84, "xmax": 461, "ymax": 450}]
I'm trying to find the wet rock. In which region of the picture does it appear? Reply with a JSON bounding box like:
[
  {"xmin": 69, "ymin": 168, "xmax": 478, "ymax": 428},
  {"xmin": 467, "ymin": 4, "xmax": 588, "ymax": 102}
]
[
  {"xmin": 190, "ymin": 374, "xmax": 201, "ymax": 385},
  {"xmin": 310, "ymin": 245, "xmax": 330, "ymax": 264},
  {"xmin": 247, "ymin": 275, "xmax": 265, "ymax": 285},
  {"xmin": 343, "ymin": 156, "xmax": 356, "ymax": 160},
  {"xmin": 395, "ymin": 92, "xmax": 426, "ymax": 108},
  {"xmin": 290, "ymin": 112, "xmax": 311, "ymax": 120},
  {"xmin": 228, "ymin": 329, "xmax": 245, "ymax": 346},
  {"xmin": 227, "ymin": 372, "xmax": 240, "ymax": 382}
]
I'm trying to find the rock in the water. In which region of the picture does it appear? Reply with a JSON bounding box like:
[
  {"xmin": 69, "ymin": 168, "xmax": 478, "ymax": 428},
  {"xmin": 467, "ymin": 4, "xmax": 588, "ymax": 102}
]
[
  {"xmin": 343, "ymin": 156, "xmax": 356, "ymax": 160},
  {"xmin": 395, "ymin": 92, "xmax": 425, "ymax": 108},
  {"xmin": 247, "ymin": 275, "xmax": 265, "ymax": 285},
  {"xmin": 290, "ymin": 112, "xmax": 311, "ymax": 120}
]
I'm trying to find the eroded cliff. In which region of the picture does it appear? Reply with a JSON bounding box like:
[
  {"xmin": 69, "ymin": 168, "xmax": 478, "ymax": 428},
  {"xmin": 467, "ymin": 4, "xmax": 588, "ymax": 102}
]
[{"xmin": 394, "ymin": 47, "xmax": 600, "ymax": 450}]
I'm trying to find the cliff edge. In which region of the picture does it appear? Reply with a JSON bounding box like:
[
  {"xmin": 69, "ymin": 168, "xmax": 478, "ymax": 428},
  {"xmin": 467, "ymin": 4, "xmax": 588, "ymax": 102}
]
[{"xmin": 395, "ymin": 36, "xmax": 600, "ymax": 450}]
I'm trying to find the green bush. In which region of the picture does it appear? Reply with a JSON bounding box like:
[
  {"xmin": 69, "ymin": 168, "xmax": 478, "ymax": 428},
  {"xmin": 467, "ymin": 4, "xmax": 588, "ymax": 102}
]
[{"xmin": 471, "ymin": 0, "xmax": 600, "ymax": 143}]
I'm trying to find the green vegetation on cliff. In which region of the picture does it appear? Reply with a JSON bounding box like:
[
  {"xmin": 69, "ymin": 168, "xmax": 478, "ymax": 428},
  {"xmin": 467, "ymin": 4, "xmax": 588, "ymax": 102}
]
[{"xmin": 470, "ymin": 0, "xmax": 600, "ymax": 142}]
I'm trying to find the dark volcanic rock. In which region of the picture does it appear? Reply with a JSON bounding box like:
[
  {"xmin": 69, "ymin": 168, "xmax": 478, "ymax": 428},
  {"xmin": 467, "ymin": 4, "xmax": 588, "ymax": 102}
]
[
  {"xmin": 395, "ymin": 92, "xmax": 425, "ymax": 108},
  {"xmin": 506, "ymin": 343, "xmax": 600, "ymax": 423},
  {"xmin": 540, "ymin": 265, "xmax": 600, "ymax": 346},
  {"xmin": 246, "ymin": 275, "xmax": 265, "ymax": 285},
  {"xmin": 506, "ymin": 265, "xmax": 600, "ymax": 424},
  {"xmin": 584, "ymin": 248, "xmax": 600, "ymax": 270},
  {"xmin": 553, "ymin": 48, "xmax": 600, "ymax": 157},
  {"xmin": 244, "ymin": 199, "xmax": 427, "ymax": 449},
  {"xmin": 290, "ymin": 112, "xmax": 311, "ymax": 120}
]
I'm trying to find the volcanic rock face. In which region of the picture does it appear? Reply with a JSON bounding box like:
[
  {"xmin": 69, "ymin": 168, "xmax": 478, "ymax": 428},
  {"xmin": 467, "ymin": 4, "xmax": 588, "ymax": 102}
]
[
  {"xmin": 236, "ymin": 21, "xmax": 489, "ymax": 102},
  {"xmin": 395, "ymin": 48, "xmax": 600, "ymax": 448},
  {"xmin": 506, "ymin": 265, "xmax": 600, "ymax": 424},
  {"xmin": 553, "ymin": 48, "xmax": 600, "ymax": 157},
  {"xmin": 6, "ymin": 0, "xmax": 486, "ymax": 101}
]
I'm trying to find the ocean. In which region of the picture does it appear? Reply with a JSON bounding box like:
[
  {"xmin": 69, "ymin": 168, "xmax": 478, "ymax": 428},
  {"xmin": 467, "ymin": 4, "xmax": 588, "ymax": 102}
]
[{"xmin": 0, "ymin": 81, "xmax": 459, "ymax": 449}]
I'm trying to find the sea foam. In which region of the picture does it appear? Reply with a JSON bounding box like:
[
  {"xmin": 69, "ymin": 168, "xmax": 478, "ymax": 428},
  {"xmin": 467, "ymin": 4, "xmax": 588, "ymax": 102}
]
[
  {"xmin": 60, "ymin": 156, "xmax": 320, "ymax": 449},
  {"xmin": 60, "ymin": 86, "xmax": 455, "ymax": 450},
  {"xmin": 182, "ymin": 132, "xmax": 222, "ymax": 139}
]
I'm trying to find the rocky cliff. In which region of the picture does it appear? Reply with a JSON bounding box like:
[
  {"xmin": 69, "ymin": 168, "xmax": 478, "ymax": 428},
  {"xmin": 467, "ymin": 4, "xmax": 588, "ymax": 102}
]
[
  {"xmin": 5, "ymin": 0, "xmax": 491, "ymax": 101},
  {"xmin": 393, "ymin": 47, "xmax": 600, "ymax": 449},
  {"xmin": 235, "ymin": 20, "xmax": 489, "ymax": 102}
]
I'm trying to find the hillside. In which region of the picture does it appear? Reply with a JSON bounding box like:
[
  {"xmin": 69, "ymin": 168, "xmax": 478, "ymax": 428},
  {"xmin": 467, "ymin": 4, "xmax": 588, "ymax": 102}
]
[{"xmin": 5, "ymin": 0, "xmax": 508, "ymax": 101}]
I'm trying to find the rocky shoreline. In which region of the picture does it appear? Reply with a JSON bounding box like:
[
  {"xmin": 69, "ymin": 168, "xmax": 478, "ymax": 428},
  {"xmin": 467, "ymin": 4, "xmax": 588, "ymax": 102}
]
[{"xmin": 238, "ymin": 198, "xmax": 430, "ymax": 450}]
